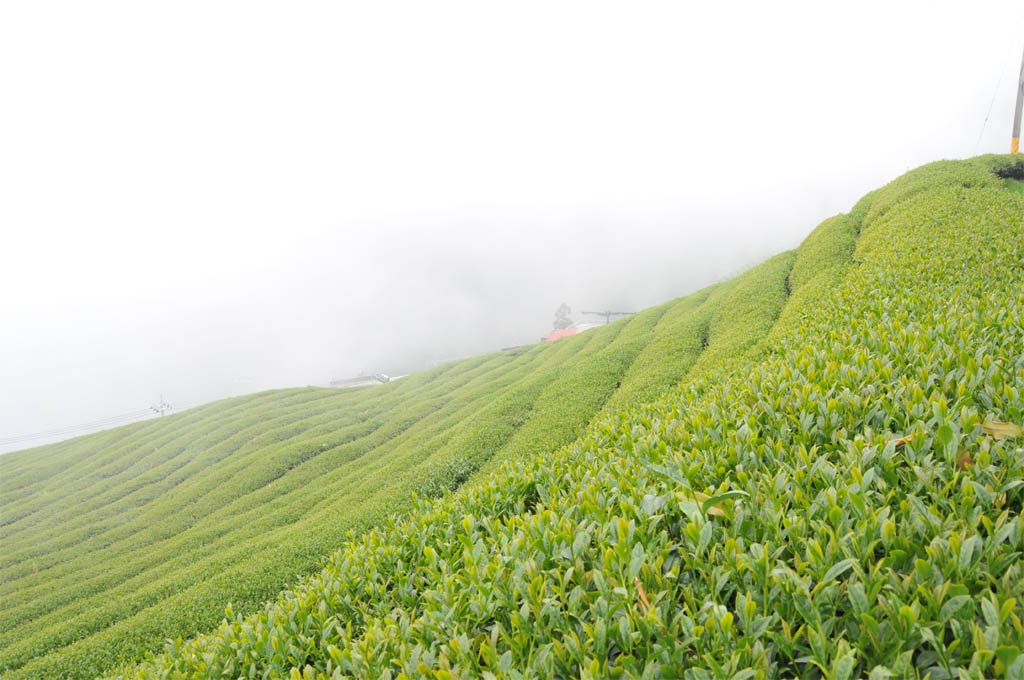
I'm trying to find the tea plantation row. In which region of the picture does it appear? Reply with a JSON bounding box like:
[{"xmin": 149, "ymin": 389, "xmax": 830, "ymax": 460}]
[
  {"xmin": 103, "ymin": 155, "xmax": 1024, "ymax": 679},
  {"xmin": 2, "ymin": 220, "xmax": 792, "ymax": 679}
]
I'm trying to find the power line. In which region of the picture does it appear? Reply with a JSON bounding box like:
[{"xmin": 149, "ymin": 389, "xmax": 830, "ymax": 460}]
[
  {"xmin": 974, "ymin": 14, "xmax": 1024, "ymax": 154},
  {"xmin": 975, "ymin": 39, "xmax": 1017, "ymax": 154},
  {"xmin": 0, "ymin": 397, "xmax": 205, "ymax": 449},
  {"xmin": 0, "ymin": 399, "xmax": 181, "ymax": 448},
  {"xmin": 0, "ymin": 410, "xmax": 155, "ymax": 447}
]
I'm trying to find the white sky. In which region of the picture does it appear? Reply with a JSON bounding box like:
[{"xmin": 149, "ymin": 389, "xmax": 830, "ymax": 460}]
[{"xmin": 2, "ymin": 0, "xmax": 1022, "ymax": 452}]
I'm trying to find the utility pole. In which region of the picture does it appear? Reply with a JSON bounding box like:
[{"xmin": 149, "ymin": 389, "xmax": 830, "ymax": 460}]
[
  {"xmin": 150, "ymin": 395, "xmax": 172, "ymax": 417},
  {"xmin": 1013, "ymin": 44, "xmax": 1024, "ymax": 154}
]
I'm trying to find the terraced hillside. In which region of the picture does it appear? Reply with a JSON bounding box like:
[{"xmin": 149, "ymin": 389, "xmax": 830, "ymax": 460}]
[
  {"xmin": 95, "ymin": 155, "xmax": 1023, "ymax": 679},
  {"xmin": 1, "ymin": 236, "xmax": 794, "ymax": 679}
]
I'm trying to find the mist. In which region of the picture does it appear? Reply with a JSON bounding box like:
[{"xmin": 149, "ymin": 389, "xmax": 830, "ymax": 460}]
[{"xmin": 2, "ymin": 0, "xmax": 1022, "ymax": 453}]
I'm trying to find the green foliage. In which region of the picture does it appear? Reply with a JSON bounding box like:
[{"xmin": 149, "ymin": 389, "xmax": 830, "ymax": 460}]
[
  {"xmin": 598, "ymin": 284, "xmax": 719, "ymax": 415},
  {"xmin": 857, "ymin": 156, "xmax": 1004, "ymax": 232},
  {"xmin": 485, "ymin": 302, "xmax": 668, "ymax": 470},
  {"xmin": 6, "ymin": 155, "xmax": 1023, "ymax": 680},
  {"xmin": 91, "ymin": 154, "xmax": 1024, "ymax": 680},
  {"xmin": 770, "ymin": 210, "xmax": 858, "ymax": 339},
  {"xmin": 687, "ymin": 249, "xmax": 795, "ymax": 378},
  {"xmin": 786, "ymin": 213, "xmax": 858, "ymax": 293},
  {"xmin": 1, "ymin": 242, "xmax": 790, "ymax": 679}
]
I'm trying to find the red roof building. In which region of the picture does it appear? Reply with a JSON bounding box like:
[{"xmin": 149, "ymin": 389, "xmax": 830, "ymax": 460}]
[{"xmin": 541, "ymin": 323, "xmax": 602, "ymax": 342}]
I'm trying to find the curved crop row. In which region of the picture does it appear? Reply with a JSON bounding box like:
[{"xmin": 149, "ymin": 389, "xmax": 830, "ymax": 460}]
[
  {"xmin": 98, "ymin": 156, "xmax": 1024, "ymax": 680},
  {"xmin": 1, "ymin": 241, "xmax": 801, "ymax": 679}
]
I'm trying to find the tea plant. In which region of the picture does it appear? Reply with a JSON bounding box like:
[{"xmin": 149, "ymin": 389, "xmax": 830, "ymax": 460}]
[
  {"xmin": 97, "ymin": 155, "xmax": 1024, "ymax": 680},
  {"xmin": 1, "ymin": 256, "xmax": 752, "ymax": 679},
  {"xmin": 4, "ymin": 155, "xmax": 1021, "ymax": 680}
]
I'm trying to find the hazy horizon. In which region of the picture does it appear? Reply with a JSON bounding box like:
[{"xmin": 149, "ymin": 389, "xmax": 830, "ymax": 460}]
[{"xmin": 2, "ymin": 0, "xmax": 1023, "ymax": 453}]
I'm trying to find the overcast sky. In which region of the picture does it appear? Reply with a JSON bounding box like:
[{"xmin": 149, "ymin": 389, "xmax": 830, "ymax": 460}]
[{"xmin": 1, "ymin": 0, "xmax": 1022, "ymax": 453}]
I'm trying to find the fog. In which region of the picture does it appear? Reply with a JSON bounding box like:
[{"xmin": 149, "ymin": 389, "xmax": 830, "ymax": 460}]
[{"xmin": 2, "ymin": 0, "xmax": 1022, "ymax": 453}]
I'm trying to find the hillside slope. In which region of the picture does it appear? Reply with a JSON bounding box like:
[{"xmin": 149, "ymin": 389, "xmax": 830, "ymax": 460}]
[
  {"xmin": 1, "ymin": 225, "xmax": 794, "ymax": 678},
  {"xmin": 99, "ymin": 155, "xmax": 1024, "ymax": 679}
]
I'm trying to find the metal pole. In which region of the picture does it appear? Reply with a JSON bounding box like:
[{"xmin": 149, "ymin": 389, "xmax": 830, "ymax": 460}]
[{"xmin": 1013, "ymin": 45, "xmax": 1024, "ymax": 154}]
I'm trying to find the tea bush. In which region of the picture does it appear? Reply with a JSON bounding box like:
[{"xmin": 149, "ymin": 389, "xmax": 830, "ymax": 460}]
[
  {"xmin": 1, "ymin": 247, "xmax": 769, "ymax": 679},
  {"xmin": 99, "ymin": 155, "xmax": 1024, "ymax": 680}
]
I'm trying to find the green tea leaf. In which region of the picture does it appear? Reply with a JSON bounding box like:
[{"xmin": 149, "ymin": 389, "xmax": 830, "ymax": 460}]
[
  {"xmin": 868, "ymin": 667, "xmax": 892, "ymax": 680},
  {"xmin": 958, "ymin": 536, "xmax": 979, "ymax": 573},
  {"xmin": 835, "ymin": 653, "xmax": 856, "ymax": 680},
  {"xmin": 823, "ymin": 558, "xmax": 857, "ymax": 582},
  {"xmin": 982, "ymin": 599, "xmax": 999, "ymax": 628},
  {"xmin": 941, "ymin": 595, "xmax": 970, "ymax": 622},
  {"xmin": 936, "ymin": 424, "xmax": 954, "ymax": 447}
]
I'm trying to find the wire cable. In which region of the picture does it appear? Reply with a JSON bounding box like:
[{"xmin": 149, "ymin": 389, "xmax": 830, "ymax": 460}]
[
  {"xmin": 974, "ymin": 14, "xmax": 1024, "ymax": 154},
  {"xmin": 0, "ymin": 409, "xmax": 158, "ymax": 446}
]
